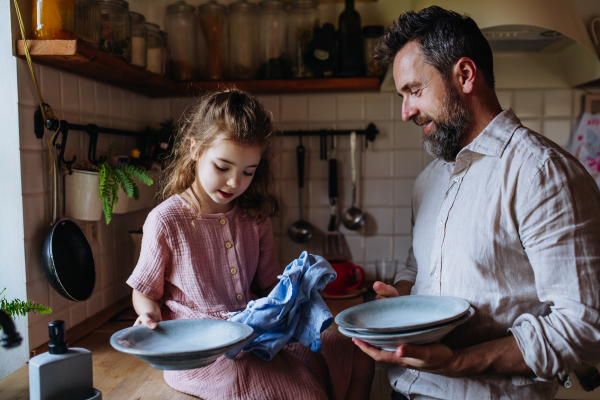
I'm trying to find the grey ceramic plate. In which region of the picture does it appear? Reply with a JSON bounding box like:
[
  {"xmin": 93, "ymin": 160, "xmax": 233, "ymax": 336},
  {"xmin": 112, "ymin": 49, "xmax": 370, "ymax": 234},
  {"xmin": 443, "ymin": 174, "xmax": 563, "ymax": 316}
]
[
  {"xmin": 109, "ymin": 319, "xmax": 254, "ymax": 370},
  {"xmin": 339, "ymin": 307, "xmax": 475, "ymax": 350},
  {"xmin": 335, "ymin": 295, "xmax": 470, "ymax": 333}
]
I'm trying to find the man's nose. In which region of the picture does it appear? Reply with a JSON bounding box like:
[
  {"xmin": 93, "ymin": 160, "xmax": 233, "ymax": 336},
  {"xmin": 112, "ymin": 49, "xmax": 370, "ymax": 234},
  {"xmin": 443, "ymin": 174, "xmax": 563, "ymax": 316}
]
[{"xmin": 402, "ymin": 99, "xmax": 418, "ymax": 122}]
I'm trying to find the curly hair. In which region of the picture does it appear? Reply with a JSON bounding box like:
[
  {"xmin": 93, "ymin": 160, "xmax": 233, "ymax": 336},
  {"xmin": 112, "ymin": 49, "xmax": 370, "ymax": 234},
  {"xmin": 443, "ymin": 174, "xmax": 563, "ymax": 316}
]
[
  {"xmin": 375, "ymin": 6, "xmax": 495, "ymax": 88},
  {"xmin": 159, "ymin": 89, "xmax": 277, "ymax": 223}
]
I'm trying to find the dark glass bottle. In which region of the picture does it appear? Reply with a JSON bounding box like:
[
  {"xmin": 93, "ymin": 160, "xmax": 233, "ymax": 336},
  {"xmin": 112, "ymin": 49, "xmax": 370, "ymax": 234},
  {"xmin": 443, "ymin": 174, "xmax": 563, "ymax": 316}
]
[{"xmin": 338, "ymin": 0, "xmax": 363, "ymax": 77}]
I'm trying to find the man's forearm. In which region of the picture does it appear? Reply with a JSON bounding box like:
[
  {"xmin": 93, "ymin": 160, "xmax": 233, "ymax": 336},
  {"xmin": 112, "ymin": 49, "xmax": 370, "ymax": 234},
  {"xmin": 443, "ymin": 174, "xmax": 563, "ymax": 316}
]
[{"xmin": 394, "ymin": 280, "xmax": 414, "ymax": 296}]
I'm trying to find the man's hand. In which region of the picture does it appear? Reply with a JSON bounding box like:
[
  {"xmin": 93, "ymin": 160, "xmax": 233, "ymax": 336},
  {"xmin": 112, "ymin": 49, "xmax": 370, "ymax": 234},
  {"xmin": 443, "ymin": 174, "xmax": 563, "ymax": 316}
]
[
  {"xmin": 352, "ymin": 339, "xmax": 461, "ymax": 377},
  {"xmin": 373, "ymin": 280, "xmax": 414, "ymax": 300}
]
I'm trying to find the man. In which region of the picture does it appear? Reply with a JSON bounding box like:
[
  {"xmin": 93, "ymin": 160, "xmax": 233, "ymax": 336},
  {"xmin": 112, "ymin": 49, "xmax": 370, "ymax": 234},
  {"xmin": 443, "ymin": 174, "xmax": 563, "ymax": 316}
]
[{"xmin": 352, "ymin": 6, "xmax": 600, "ymax": 400}]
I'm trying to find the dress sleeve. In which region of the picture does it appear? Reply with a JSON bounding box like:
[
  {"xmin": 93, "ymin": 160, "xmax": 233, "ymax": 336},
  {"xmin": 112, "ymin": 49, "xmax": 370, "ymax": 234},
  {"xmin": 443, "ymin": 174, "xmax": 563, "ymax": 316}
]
[
  {"xmin": 509, "ymin": 154, "xmax": 600, "ymax": 380},
  {"xmin": 252, "ymin": 217, "xmax": 281, "ymax": 290},
  {"xmin": 126, "ymin": 209, "xmax": 172, "ymax": 300}
]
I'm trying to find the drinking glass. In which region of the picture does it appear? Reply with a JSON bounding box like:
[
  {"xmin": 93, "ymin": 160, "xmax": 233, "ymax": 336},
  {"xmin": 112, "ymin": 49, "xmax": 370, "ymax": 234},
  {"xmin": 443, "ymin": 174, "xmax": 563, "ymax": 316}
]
[{"xmin": 375, "ymin": 259, "xmax": 398, "ymax": 285}]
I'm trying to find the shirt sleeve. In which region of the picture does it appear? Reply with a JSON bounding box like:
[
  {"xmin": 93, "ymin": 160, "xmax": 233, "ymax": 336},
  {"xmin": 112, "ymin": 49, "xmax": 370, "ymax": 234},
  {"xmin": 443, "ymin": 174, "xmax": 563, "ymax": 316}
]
[
  {"xmin": 509, "ymin": 154, "xmax": 600, "ymax": 380},
  {"xmin": 395, "ymin": 198, "xmax": 418, "ymax": 284},
  {"xmin": 126, "ymin": 209, "xmax": 172, "ymax": 300},
  {"xmin": 252, "ymin": 217, "xmax": 281, "ymax": 290}
]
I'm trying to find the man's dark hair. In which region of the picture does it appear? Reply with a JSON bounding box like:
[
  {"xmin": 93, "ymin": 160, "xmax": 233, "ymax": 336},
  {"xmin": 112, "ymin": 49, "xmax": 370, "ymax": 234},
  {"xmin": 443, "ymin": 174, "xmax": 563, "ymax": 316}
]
[{"xmin": 375, "ymin": 6, "xmax": 495, "ymax": 88}]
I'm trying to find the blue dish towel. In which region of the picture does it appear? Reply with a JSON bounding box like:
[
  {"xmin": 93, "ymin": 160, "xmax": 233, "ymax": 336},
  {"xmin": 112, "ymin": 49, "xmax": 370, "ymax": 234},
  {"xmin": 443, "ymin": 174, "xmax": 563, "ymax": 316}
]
[{"xmin": 225, "ymin": 251, "xmax": 337, "ymax": 361}]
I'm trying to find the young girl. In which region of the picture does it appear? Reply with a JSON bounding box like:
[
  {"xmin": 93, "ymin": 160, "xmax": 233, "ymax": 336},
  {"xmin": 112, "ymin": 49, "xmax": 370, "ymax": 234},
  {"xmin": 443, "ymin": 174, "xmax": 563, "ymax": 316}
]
[{"xmin": 127, "ymin": 89, "xmax": 374, "ymax": 400}]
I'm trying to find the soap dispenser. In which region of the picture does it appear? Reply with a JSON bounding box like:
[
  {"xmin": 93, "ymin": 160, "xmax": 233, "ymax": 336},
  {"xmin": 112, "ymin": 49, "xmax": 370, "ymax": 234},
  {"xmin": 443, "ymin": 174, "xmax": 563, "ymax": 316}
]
[{"xmin": 29, "ymin": 320, "xmax": 102, "ymax": 400}]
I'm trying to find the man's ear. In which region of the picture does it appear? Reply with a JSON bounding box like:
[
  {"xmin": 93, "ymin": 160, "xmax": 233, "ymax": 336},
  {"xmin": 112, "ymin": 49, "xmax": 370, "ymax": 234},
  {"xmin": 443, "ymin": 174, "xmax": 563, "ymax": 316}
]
[{"xmin": 454, "ymin": 57, "xmax": 476, "ymax": 94}]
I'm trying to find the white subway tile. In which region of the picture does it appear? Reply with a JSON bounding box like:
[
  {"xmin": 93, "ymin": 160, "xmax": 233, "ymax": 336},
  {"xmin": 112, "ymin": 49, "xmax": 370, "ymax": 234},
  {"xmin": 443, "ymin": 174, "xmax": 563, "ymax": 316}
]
[
  {"xmin": 365, "ymin": 236, "xmax": 393, "ymax": 263},
  {"xmin": 281, "ymin": 95, "xmax": 308, "ymax": 122},
  {"xmin": 271, "ymin": 214, "xmax": 282, "ymax": 235},
  {"xmin": 134, "ymin": 94, "xmax": 149, "ymax": 124},
  {"xmin": 20, "ymin": 151, "xmax": 44, "ymax": 195},
  {"xmin": 308, "ymin": 179, "xmax": 329, "ymax": 207},
  {"xmin": 102, "ymin": 287, "xmax": 116, "ymax": 309},
  {"xmin": 394, "ymin": 236, "xmax": 412, "ymax": 264},
  {"xmin": 19, "ymin": 105, "xmax": 43, "ymax": 151},
  {"xmin": 49, "ymin": 282, "xmax": 70, "ymax": 315},
  {"xmin": 70, "ymin": 301, "xmax": 88, "ymax": 327},
  {"xmin": 306, "ymin": 147, "xmax": 329, "ymax": 180},
  {"xmin": 40, "ymin": 66, "xmax": 62, "ymax": 111},
  {"xmin": 23, "ymin": 194, "xmax": 47, "ymax": 240},
  {"xmin": 279, "ymin": 123, "xmax": 308, "ymax": 150},
  {"xmin": 79, "ymin": 78, "xmax": 95, "ymax": 114},
  {"xmin": 280, "ymin": 179, "xmax": 299, "ymax": 208},
  {"xmin": 60, "ymin": 72, "xmax": 79, "ymax": 112},
  {"xmin": 395, "ymin": 150, "xmax": 423, "ymax": 178},
  {"xmin": 273, "ymin": 235, "xmax": 282, "ymax": 266},
  {"xmin": 366, "ymin": 93, "xmax": 394, "ymax": 121},
  {"xmin": 543, "ymin": 119, "xmax": 572, "ymax": 147},
  {"xmin": 544, "ymin": 90, "xmax": 572, "ymax": 117},
  {"xmin": 306, "ymin": 206, "xmax": 331, "ymax": 234},
  {"xmin": 280, "ymin": 237, "xmax": 310, "ymax": 266},
  {"xmin": 395, "ymin": 179, "xmax": 415, "ymax": 207},
  {"xmin": 394, "ymin": 94, "xmax": 403, "ymax": 122},
  {"xmin": 344, "ymin": 235, "xmax": 365, "ymax": 263},
  {"xmin": 335, "ymin": 122, "xmax": 366, "ymax": 151},
  {"xmin": 364, "ymin": 208, "xmax": 394, "ymax": 235},
  {"xmin": 422, "ymin": 151, "xmax": 435, "ymax": 168},
  {"xmin": 365, "ymin": 150, "xmax": 393, "ymax": 178},
  {"xmin": 496, "ymin": 90, "xmax": 512, "ymax": 110},
  {"xmin": 101, "ymin": 254, "xmax": 116, "ymax": 288},
  {"xmin": 86, "ymin": 292, "xmax": 103, "ymax": 317},
  {"xmin": 257, "ymin": 95, "xmax": 280, "ymax": 122},
  {"xmin": 394, "ymin": 121, "xmax": 423, "ymax": 149},
  {"xmin": 25, "ymin": 236, "xmax": 46, "ymax": 283},
  {"xmin": 521, "ymin": 118, "xmax": 541, "ymax": 133},
  {"xmin": 26, "ymin": 278, "xmax": 50, "ymax": 326},
  {"xmin": 337, "ymin": 94, "xmax": 365, "ymax": 121},
  {"xmin": 122, "ymin": 90, "xmax": 135, "ymax": 121},
  {"xmin": 17, "ymin": 59, "xmax": 41, "ymax": 107},
  {"xmin": 29, "ymin": 319, "xmax": 50, "ymax": 350},
  {"xmin": 369, "ymin": 121, "xmax": 393, "ymax": 151},
  {"xmin": 513, "ymin": 90, "xmax": 542, "ymax": 118},
  {"xmin": 308, "ymin": 95, "xmax": 336, "ymax": 121},
  {"xmin": 395, "ymin": 207, "xmax": 412, "ymax": 235},
  {"xmin": 364, "ymin": 179, "xmax": 393, "ymax": 206},
  {"xmin": 109, "ymin": 87, "xmax": 123, "ymax": 120},
  {"xmin": 95, "ymin": 83, "xmax": 110, "ymax": 116}
]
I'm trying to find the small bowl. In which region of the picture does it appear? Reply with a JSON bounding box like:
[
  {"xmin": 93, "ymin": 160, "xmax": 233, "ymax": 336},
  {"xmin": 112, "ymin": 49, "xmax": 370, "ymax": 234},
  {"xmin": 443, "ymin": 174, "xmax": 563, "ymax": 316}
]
[
  {"xmin": 339, "ymin": 307, "xmax": 475, "ymax": 351},
  {"xmin": 110, "ymin": 319, "xmax": 253, "ymax": 370}
]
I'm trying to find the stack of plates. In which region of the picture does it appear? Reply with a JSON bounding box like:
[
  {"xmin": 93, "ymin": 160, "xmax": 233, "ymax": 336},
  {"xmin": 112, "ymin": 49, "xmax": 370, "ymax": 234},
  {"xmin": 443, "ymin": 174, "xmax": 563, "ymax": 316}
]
[{"xmin": 335, "ymin": 295, "xmax": 474, "ymax": 351}]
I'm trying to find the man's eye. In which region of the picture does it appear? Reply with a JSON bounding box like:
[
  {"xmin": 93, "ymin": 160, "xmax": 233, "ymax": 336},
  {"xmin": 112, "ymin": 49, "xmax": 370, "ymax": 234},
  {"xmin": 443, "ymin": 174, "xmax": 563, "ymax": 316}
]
[
  {"xmin": 215, "ymin": 164, "xmax": 228, "ymax": 172},
  {"xmin": 411, "ymin": 89, "xmax": 421, "ymax": 96}
]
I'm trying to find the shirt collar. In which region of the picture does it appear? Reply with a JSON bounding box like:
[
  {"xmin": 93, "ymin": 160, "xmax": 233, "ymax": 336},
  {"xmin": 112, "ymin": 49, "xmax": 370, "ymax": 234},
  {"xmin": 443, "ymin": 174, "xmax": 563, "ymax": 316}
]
[{"xmin": 463, "ymin": 108, "xmax": 521, "ymax": 158}]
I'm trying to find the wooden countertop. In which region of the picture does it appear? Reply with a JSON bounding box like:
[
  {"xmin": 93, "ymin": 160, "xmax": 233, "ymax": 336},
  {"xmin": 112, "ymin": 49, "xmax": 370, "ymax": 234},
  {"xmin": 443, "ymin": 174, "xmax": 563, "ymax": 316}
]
[{"xmin": 0, "ymin": 294, "xmax": 366, "ymax": 400}]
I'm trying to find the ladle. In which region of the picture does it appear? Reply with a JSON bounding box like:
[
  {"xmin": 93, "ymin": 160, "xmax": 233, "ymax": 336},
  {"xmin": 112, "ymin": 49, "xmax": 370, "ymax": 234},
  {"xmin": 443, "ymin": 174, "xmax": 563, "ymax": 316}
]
[
  {"xmin": 288, "ymin": 140, "xmax": 314, "ymax": 243},
  {"xmin": 342, "ymin": 131, "xmax": 365, "ymax": 230}
]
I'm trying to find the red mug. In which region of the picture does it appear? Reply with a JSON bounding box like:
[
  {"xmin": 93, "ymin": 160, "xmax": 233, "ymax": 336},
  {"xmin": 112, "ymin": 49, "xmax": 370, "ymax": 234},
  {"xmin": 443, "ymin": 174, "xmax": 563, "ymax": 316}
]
[{"xmin": 324, "ymin": 259, "xmax": 364, "ymax": 296}]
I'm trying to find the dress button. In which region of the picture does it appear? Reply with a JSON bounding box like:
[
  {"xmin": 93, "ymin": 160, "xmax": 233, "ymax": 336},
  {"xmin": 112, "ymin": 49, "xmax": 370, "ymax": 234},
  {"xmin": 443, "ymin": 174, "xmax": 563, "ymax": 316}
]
[
  {"xmin": 236, "ymin": 294, "xmax": 243, "ymax": 301},
  {"xmin": 219, "ymin": 218, "xmax": 226, "ymax": 225},
  {"xmin": 231, "ymin": 268, "xmax": 237, "ymax": 275},
  {"xmin": 225, "ymin": 241, "xmax": 232, "ymax": 249}
]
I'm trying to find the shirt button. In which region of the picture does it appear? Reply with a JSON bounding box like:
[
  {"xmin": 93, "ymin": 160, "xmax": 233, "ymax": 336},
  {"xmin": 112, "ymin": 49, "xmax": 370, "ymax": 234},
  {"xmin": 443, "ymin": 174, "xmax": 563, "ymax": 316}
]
[
  {"xmin": 454, "ymin": 177, "xmax": 460, "ymax": 182},
  {"xmin": 438, "ymin": 222, "xmax": 443, "ymax": 228},
  {"xmin": 236, "ymin": 294, "xmax": 243, "ymax": 301},
  {"xmin": 219, "ymin": 218, "xmax": 226, "ymax": 225},
  {"xmin": 410, "ymin": 369, "xmax": 416, "ymax": 374},
  {"xmin": 434, "ymin": 273, "xmax": 439, "ymax": 279},
  {"xmin": 231, "ymin": 268, "xmax": 237, "ymax": 275},
  {"xmin": 225, "ymin": 241, "xmax": 232, "ymax": 249}
]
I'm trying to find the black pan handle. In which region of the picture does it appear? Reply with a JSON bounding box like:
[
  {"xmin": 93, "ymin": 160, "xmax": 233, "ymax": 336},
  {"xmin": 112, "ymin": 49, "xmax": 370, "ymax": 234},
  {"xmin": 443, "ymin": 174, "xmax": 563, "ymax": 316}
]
[
  {"xmin": 297, "ymin": 145, "xmax": 305, "ymax": 189},
  {"xmin": 329, "ymin": 159, "xmax": 338, "ymax": 203}
]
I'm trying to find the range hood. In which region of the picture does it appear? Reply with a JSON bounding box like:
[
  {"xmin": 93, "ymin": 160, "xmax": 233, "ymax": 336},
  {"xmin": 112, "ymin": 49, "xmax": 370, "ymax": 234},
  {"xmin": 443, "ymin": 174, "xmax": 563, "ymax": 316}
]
[{"xmin": 381, "ymin": 0, "xmax": 600, "ymax": 90}]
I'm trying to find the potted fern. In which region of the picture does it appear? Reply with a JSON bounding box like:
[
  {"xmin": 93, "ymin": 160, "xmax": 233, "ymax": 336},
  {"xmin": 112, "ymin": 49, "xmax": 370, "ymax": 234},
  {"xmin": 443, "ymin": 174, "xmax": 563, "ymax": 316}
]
[{"xmin": 0, "ymin": 288, "xmax": 52, "ymax": 329}]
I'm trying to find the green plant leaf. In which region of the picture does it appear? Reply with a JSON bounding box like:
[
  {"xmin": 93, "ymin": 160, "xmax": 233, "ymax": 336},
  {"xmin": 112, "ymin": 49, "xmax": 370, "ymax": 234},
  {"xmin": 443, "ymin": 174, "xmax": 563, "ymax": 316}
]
[
  {"xmin": 0, "ymin": 288, "xmax": 52, "ymax": 330},
  {"xmin": 113, "ymin": 167, "xmax": 134, "ymax": 198}
]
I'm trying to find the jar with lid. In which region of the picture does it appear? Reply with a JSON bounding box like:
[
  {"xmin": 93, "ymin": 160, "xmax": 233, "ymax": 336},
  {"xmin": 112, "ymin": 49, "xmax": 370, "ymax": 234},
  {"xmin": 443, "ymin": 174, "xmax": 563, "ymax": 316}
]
[
  {"xmin": 229, "ymin": 0, "xmax": 258, "ymax": 80},
  {"xmin": 160, "ymin": 30, "xmax": 169, "ymax": 77},
  {"xmin": 258, "ymin": 0, "xmax": 289, "ymax": 79},
  {"xmin": 288, "ymin": 0, "xmax": 319, "ymax": 78},
  {"xmin": 363, "ymin": 25, "xmax": 385, "ymax": 77},
  {"xmin": 33, "ymin": 0, "xmax": 100, "ymax": 47},
  {"xmin": 145, "ymin": 22, "xmax": 162, "ymax": 74},
  {"xmin": 165, "ymin": 1, "xmax": 197, "ymax": 81},
  {"xmin": 197, "ymin": 0, "xmax": 229, "ymax": 81},
  {"xmin": 95, "ymin": 0, "xmax": 132, "ymax": 61},
  {"xmin": 130, "ymin": 12, "xmax": 147, "ymax": 67}
]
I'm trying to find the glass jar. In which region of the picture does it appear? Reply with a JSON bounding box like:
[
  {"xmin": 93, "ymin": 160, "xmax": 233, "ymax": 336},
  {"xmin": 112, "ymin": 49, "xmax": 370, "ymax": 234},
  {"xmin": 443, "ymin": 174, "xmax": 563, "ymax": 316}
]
[
  {"xmin": 288, "ymin": 0, "xmax": 319, "ymax": 78},
  {"xmin": 145, "ymin": 22, "xmax": 162, "ymax": 74},
  {"xmin": 95, "ymin": 0, "xmax": 131, "ymax": 61},
  {"xmin": 130, "ymin": 12, "xmax": 147, "ymax": 67},
  {"xmin": 258, "ymin": 0, "xmax": 289, "ymax": 79},
  {"xmin": 160, "ymin": 30, "xmax": 169, "ymax": 77},
  {"xmin": 197, "ymin": 0, "xmax": 229, "ymax": 81},
  {"xmin": 363, "ymin": 25, "xmax": 385, "ymax": 77},
  {"xmin": 229, "ymin": 0, "xmax": 258, "ymax": 80},
  {"xmin": 165, "ymin": 1, "xmax": 197, "ymax": 81},
  {"xmin": 33, "ymin": 0, "xmax": 100, "ymax": 47}
]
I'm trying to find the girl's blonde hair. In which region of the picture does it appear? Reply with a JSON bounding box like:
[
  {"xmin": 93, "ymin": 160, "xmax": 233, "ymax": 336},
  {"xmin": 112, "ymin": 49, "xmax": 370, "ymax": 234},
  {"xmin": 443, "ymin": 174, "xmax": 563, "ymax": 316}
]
[{"xmin": 159, "ymin": 89, "xmax": 276, "ymax": 223}]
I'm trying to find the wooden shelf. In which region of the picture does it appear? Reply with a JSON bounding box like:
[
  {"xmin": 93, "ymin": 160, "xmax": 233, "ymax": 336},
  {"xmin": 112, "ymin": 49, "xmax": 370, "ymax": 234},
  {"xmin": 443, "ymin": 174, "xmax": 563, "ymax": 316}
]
[{"xmin": 17, "ymin": 40, "xmax": 381, "ymax": 98}]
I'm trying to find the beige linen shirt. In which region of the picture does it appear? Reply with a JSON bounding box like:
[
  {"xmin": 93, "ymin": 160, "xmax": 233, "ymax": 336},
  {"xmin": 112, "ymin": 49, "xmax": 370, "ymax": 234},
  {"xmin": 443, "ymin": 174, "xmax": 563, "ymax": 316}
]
[{"xmin": 390, "ymin": 109, "xmax": 600, "ymax": 399}]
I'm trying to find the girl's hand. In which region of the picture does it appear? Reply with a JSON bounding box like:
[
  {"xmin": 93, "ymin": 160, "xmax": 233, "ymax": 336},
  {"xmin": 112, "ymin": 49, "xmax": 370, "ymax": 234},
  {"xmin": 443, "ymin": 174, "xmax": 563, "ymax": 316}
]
[{"xmin": 133, "ymin": 312, "xmax": 161, "ymax": 329}]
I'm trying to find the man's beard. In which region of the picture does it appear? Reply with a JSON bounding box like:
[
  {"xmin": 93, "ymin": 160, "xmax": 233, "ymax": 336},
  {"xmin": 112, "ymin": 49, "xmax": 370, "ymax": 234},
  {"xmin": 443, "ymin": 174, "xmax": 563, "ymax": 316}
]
[{"xmin": 415, "ymin": 82, "xmax": 471, "ymax": 162}]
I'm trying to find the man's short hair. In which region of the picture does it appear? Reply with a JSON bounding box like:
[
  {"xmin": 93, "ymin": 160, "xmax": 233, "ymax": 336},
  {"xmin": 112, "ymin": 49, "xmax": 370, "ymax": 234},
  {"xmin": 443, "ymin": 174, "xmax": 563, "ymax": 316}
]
[{"xmin": 375, "ymin": 6, "xmax": 495, "ymax": 88}]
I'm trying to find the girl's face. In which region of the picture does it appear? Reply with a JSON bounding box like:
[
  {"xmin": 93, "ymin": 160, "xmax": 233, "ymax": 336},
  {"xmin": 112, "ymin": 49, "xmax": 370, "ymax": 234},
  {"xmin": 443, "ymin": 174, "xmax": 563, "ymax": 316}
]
[{"xmin": 191, "ymin": 138, "xmax": 261, "ymax": 214}]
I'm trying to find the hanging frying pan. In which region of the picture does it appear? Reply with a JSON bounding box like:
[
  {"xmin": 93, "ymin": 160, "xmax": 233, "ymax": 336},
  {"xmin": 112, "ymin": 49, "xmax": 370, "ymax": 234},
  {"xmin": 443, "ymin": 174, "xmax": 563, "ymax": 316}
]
[{"xmin": 42, "ymin": 144, "xmax": 95, "ymax": 301}]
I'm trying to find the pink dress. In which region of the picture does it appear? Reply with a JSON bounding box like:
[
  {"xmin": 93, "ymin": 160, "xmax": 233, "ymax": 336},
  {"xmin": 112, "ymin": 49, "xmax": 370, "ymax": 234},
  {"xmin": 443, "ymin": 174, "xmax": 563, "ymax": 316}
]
[{"xmin": 127, "ymin": 195, "xmax": 354, "ymax": 400}]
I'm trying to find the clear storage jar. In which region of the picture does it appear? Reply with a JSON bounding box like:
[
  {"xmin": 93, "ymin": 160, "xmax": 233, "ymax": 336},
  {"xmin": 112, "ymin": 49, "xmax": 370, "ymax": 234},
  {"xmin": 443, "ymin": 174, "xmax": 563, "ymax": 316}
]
[
  {"xmin": 145, "ymin": 22, "xmax": 162, "ymax": 74},
  {"xmin": 229, "ymin": 0, "xmax": 258, "ymax": 80},
  {"xmin": 165, "ymin": 1, "xmax": 197, "ymax": 81},
  {"xmin": 160, "ymin": 30, "xmax": 169, "ymax": 77},
  {"xmin": 258, "ymin": 0, "xmax": 289, "ymax": 79},
  {"xmin": 288, "ymin": 0, "xmax": 319, "ymax": 78},
  {"xmin": 130, "ymin": 12, "xmax": 147, "ymax": 67},
  {"xmin": 33, "ymin": 0, "xmax": 100, "ymax": 47},
  {"xmin": 197, "ymin": 0, "xmax": 229, "ymax": 81},
  {"xmin": 363, "ymin": 25, "xmax": 385, "ymax": 77},
  {"xmin": 95, "ymin": 0, "xmax": 131, "ymax": 61}
]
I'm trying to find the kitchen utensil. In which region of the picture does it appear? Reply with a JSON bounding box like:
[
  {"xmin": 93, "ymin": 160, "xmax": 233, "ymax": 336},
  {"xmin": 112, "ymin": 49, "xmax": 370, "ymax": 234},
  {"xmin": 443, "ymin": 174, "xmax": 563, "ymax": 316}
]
[
  {"xmin": 42, "ymin": 146, "xmax": 96, "ymax": 301},
  {"xmin": 324, "ymin": 158, "xmax": 344, "ymax": 258},
  {"xmin": 322, "ymin": 258, "xmax": 364, "ymax": 296},
  {"xmin": 375, "ymin": 259, "xmax": 398, "ymax": 285},
  {"xmin": 110, "ymin": 319, "xmax": 254, "ymax": 370},
  {"xmin": 288, "ymin": 142, "xmax": 314, "ymax": 243},
  {"xmin": 342, "ymin": 131, "xmax": 365, "ymax": 230},
  {"xmin": 335, "ymin": 295, "xmax": 471, "ymax": 333},
  {"xmin": 338, "ymin": 307, "xmax": 475, "ymax": 350}
]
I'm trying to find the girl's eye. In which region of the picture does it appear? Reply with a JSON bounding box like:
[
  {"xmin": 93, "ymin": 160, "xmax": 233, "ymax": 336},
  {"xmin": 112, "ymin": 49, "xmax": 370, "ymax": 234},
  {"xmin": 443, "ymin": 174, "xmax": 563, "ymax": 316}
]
[
  {"xmin": 244, "ymin": 171, "xmax": 255, "ymax": 177},
  {"xmin": 214, "ymin": 164, "xmax": 228, "ymax": 172}
]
